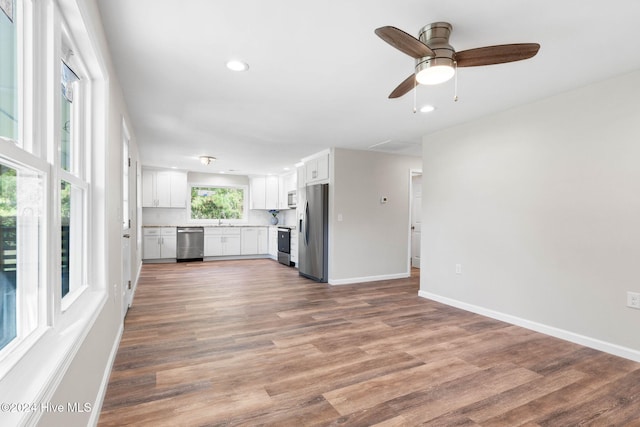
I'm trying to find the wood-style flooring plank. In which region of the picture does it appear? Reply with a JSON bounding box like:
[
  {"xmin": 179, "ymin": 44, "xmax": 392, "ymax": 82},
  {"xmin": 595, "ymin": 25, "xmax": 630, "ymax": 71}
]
[{"xmin": 99, "ymin": 260, "xmax": 640, "ymax": 426}]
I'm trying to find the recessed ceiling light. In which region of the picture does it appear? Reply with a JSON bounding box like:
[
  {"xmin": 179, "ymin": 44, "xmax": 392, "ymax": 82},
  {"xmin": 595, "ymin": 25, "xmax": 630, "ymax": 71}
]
[
  {"xmin": 226, "ymin": 60, "xmax": 249, "ymax": 72},
  {"xmin": 420, "ymin": 105, "xmax": 436, "ymax": 113}
]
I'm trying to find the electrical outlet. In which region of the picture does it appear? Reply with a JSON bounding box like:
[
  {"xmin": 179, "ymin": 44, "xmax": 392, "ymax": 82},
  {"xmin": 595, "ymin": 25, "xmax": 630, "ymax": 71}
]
[
  {"xmin": 627, "ymin": 292, "xmax": 640, "ymax": 309},
  {"xmin": 455, "ymin": 264, "xmax": 462, "ymax": 275}
]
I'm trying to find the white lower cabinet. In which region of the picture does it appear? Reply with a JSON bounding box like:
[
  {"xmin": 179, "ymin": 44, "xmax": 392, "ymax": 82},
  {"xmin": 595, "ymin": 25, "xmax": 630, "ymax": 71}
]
[
  {"xmin": 204, "ymin": 227, "xmax": 241, "ymax": 256},
  {"xmin": 268, "ymin": 227, "xmax": 278, "ymax": 258},
  {"xmin": 143, "ymin": 227, "xmax": 177, "ymax": 259},
  {"xmin": 241, "ymin": 227, "xmax": 268, "ymax": 255}
]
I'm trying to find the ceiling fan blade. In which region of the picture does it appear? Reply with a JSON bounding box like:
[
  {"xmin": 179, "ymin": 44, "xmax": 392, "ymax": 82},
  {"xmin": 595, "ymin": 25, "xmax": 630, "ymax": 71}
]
[
  {"xmin": 456, "ymin": 43, "xmax": 540, "ymax": 67},
  {"xmin": 375, "ymin": 26, "xmax": 435, "ymax": 59},
  {"xmin": 389, "ymin": 74, "xmax": 416, "ymax": 99}
]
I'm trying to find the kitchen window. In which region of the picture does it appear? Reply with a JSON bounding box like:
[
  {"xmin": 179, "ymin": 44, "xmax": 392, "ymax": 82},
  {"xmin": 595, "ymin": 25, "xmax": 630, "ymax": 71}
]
[{"xmin": 189, "ymin": 185, "xmax": 247, "ymax": 221}]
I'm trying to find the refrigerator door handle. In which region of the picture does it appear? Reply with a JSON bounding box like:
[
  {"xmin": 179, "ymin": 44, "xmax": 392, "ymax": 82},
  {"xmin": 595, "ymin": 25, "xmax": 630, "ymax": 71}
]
[{"xmin": 305, "ymin": 201, "xmax": 310, "ymax": 245}]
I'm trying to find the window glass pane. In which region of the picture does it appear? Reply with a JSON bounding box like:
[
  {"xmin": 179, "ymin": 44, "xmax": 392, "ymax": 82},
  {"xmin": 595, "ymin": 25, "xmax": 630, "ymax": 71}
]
[
  {"xmin": 60, "ymin": 93, "xmax": 71, "ymax": 172},
  {"xmin": 60, "ymin": 180, "xmax": 84, "ymax": 299},
  {"xmin": 190, "ymin": 186, "xmax": 244, "ymax": 220},
  {"xmin": 0, "ymin": 1, "xmax": 18, "ymax": 141},
  {"xmin": 0, "ymin": 164, "xmax": 16, "ymax": 348},
  {"xmin": 0, "ymin": 160, "xmax": 42, "ymax": 352},
  {"xmin": 60, "ymin": 61, "xmax": 78, "ymax": 173}
]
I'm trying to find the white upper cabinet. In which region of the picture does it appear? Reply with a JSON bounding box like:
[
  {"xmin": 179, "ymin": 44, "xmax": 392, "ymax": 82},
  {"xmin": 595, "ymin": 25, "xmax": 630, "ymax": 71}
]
[
  {"xmin": 250, "ymin": 176, "xmax": 266, "ymax": 210},
  {"xmin": 142, "ymin": 169, "xmax": 187, "ymax": 208},
  {"xmin": 305, "ymin": 153, "xmax": 329, "ymax": 184},
  {"xmin": 265, "ymin": 176, "xmax": 279, "ymax": 209},
  {"xmin": 297, "ymin": 164, "xmax": 306, "ymax": 190},
  {"xmin": 250, "ymin": 175, "xmax": 279, "ymax": 210}
]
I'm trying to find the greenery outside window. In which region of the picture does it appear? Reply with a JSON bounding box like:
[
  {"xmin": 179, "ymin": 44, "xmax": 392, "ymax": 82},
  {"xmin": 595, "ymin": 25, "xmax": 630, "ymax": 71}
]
[{"xmin": 190, "ymin": 185, "xmax": 246, "ymax": 221}]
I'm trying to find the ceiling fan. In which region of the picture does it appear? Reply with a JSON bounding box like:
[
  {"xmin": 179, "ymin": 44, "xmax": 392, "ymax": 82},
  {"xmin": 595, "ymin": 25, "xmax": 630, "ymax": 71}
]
[{"xmin": 375, "ymin": 22, "xmax": 540, "ymax": 99}]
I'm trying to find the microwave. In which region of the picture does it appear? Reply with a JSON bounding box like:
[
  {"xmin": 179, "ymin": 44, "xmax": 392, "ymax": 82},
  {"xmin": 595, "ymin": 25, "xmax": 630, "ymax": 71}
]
[{"xmin": 287, "ymin": 190, "xmax": 297, "ymax": 208}]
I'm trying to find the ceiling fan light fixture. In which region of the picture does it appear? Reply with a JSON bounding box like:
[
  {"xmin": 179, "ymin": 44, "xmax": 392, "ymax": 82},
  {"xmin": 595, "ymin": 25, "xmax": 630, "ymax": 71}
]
[
  {"xmin": 416, "ymin": 65, "xmax": 455, "ymax": 85},
  {"xmin": 415, "ymin": 57, "xmax": 455, "ymax": 85},
  {"xmin": 200, "ymin": 155, "xmax": 216, "ymax": 165}
]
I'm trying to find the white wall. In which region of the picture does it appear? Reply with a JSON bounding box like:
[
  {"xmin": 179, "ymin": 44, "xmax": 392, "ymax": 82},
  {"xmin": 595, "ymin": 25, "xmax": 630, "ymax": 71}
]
[
  {"xmin": 330, "ymin": 148, "xmax": 421, "ymax": 284},
  {"xmin": 419, "ymin": 70, "xmax": 640, "ymax": 360}
]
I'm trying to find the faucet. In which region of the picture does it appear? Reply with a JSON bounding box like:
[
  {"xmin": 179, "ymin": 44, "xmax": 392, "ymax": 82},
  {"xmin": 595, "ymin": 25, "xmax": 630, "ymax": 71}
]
[{"xmin": 218, "ymin": 212, "xmax": 225, "ymax": 226}]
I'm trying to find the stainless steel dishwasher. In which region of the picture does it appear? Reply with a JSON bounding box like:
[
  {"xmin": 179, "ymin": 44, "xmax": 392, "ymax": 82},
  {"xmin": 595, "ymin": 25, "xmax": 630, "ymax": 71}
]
[{"xmin": 176, "ymin": 227, "xmax": 204, "ymax": 261}]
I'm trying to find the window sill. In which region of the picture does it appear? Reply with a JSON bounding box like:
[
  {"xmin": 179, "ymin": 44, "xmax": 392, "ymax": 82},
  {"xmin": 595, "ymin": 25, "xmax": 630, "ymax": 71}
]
[{"xmin": 0, "ymin": 289, "xmax": 107, "ymax": 426}]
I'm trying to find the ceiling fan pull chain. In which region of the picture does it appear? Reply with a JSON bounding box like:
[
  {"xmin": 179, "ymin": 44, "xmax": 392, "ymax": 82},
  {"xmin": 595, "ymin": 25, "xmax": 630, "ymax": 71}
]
[{"xmin": 453, "ymin": 61, "xmax": 459, "ymax": 102}]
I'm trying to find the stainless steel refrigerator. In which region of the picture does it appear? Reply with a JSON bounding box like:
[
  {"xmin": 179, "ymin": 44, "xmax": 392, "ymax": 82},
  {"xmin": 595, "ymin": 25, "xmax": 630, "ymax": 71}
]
[{"xmin": 298, "ymin": 183, "xmax": 328, "ymax": 282}]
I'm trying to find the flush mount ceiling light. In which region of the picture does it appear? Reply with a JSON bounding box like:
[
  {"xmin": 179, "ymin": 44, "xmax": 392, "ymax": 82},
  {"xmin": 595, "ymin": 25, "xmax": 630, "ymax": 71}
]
[
  {"xmin": 199, "ymin": 156, "xmax": 216, "ymax": 165},
  {"xmin": 226, "ymin": 60, "xmax": 249, "ymax": 72},
  {"xmin": 419, "ymin": 104, "xmax": 436, "ymax": 113}
]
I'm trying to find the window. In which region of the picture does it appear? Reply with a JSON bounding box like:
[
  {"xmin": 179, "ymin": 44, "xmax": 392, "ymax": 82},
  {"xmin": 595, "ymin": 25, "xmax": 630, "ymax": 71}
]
[
  {"xmin": 0, "ymin": 0, "xmax": 18, "ymax": 142},
  {"xmin": 60, "ymin": 62, "xmax": 76, "ymax": 172},
  {"xmin": 0, "ymin": 0, "xmax": 107, "ymax": 414},
  {"xmin": 190, "ymin": 185, "xmax": 246, "ymax": 221},
  {"xmin": 0, "ymin": 160, "xmax": 42, "ymax": 353},
  {"xmin": 58, "ymin": 45, "xmax": 88, "ymax": 304},
  {"xmin": 0, "ymin": 0, "xmax": 43, "ymax": 355}
]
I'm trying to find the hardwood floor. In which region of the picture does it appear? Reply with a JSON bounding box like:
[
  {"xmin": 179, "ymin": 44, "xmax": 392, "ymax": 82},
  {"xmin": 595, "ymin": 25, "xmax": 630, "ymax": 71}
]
[{"xmin": 99, "ymin": 260, "xmax": 640, "ymax": 426}]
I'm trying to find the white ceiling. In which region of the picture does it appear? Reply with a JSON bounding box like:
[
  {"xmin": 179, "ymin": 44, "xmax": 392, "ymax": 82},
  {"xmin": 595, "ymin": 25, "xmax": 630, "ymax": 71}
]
[{"xmin": 96, "ymin": 0, "xmax": 640, "ymax": 176}]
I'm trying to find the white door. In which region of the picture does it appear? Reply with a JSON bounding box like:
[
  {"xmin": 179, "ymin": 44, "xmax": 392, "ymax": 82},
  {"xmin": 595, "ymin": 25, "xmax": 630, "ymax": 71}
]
[
  {"xmin": 122, "ymin": 119, "xmax": 132, "ymax": 319},
  {"xmin": 411, "ymin": 173, "xmax": 422, "ymax": 269}
]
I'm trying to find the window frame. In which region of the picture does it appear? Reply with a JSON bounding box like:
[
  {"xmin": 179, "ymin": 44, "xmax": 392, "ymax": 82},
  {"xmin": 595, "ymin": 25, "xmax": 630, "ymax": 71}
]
[
  {"xmin": 57, "ymin": 21, "xmax": 90, "ymax": 310},
  {"xmin": 187, "ymin": 183, "xmax": 249, "ymax": 224}
]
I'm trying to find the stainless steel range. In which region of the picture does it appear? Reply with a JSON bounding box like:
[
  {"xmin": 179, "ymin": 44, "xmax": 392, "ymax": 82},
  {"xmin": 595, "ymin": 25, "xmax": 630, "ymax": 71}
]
[{"xmin": 277, "ymin": 227, "xmax": 293, "ymax": 266}]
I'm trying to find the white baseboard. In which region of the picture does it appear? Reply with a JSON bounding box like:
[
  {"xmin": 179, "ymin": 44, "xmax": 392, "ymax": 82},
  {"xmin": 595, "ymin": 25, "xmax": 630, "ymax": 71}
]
[
  {"xmin": 329, "ymin": 272, "xmax": 410, "ymax": 286},
  {"xmin": 418, "ymin": 290, "xmax": 640, "ymax": 363},
  {"xmin": 89, "ymin": 322, "xmax": 124, "ymax": 427}
]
